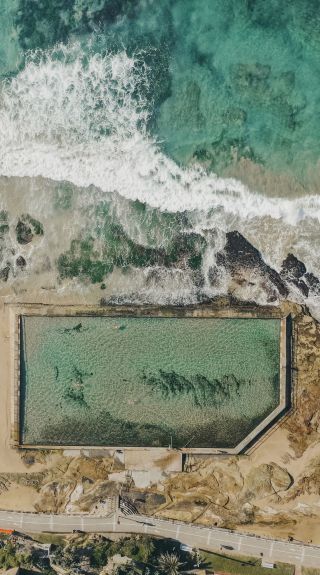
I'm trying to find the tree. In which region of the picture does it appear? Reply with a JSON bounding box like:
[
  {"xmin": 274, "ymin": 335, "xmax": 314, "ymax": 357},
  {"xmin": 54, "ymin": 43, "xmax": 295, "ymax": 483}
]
[
  {"xmin": 110, "ymin": 536, "xmax": 156, "ymax": 564},
  {"xmin": 137, "ymin": 537, "xmax": 156, "ymax": 563},
  {"xmin": 112, "ymin": 565, "xmax": 138, "ymax": 575},
  {"xmin": 157, "ymin": 552, "xmax": 183, "ymax": 575},
  {"xmin": 192, "ymin": 548, "xmax": 202, "ymax": 568},
  {"xmin": 90, "ymin": 541, "xmax": 111, "ymax": 567}
]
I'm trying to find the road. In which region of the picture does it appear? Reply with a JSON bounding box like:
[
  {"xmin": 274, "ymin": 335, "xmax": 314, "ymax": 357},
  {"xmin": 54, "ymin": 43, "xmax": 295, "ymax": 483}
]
[{"xmin": 1, "ymin": 511, "xmax": 320, "ymax": 568}]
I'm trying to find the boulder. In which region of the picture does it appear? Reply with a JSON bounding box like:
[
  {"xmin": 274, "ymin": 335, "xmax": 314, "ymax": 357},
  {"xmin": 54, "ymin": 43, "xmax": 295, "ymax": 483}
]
[
  {"xmin": 305, "ymin": 272, "xmax": 320, "ymax": 296},
  {"xmin": 280, "ymin": 253, "xmax": 309, "ymax": 296},
  {"xmin": 0, "ymin": 264, "xmax": 10, "ymax": 282},
  {"xmin": 242, "ymin": 463, "xmax": 292, "ymax": 500},
  {"xmin": 281, "ymin": 253, "xmax": 306, "ymax": 279},
  {"xmin": 216, "ymin": 231, "xmax": 288, "ymax": 297},
  {"xmin": 16, "ymin": 255, "xmax": 27, "ymax": 270},
  {"xmin": 16, "ymin": 214, "xmax": 43, "ymax": 245}
]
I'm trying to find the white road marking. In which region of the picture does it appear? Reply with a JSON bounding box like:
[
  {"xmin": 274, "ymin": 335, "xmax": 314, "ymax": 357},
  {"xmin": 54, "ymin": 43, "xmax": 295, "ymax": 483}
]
[
  {"xmin": 269, "ymin": 540, "xmax": 274, "ymax": 557},
  {"xmin": 1, "ymin": 512, "xmax": 320, "ymax": 567}
]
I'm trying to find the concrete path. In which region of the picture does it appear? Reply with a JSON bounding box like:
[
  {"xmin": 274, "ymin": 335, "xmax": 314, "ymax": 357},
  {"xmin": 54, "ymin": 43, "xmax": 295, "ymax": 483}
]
[{"xmin": 0, "ymin": 511, "xmax": 319, "ymax": 568}]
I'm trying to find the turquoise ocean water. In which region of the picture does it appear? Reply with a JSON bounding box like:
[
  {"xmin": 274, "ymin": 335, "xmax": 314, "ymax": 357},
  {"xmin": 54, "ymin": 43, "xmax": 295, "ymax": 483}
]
[
  {"xmin": 20, "ymin": 316, "xmax": 280, "ymax": 447},
  {"xmin": 2, "ymin": 1, "xmax": 320, "ymax": 180},
  {"xmin": 0, "ymin": 1, "xmax": 320, "ymax": 305},
  {"xmin": 1, "ymin": 2, "xmax": 310, "ymax": 447}
]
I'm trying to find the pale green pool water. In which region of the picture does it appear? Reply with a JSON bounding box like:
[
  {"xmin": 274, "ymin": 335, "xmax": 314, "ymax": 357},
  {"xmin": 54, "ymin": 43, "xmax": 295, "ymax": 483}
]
[{"xmin": 20, "ymin": 316, "xmax": 281, "ymax": 448}]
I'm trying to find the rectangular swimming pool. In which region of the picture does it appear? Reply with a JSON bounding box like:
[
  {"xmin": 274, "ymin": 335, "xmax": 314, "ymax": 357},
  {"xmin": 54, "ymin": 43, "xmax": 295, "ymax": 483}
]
[{"xmin": 19, "ymin": 315, "xmax": 282, "ymax": 448}]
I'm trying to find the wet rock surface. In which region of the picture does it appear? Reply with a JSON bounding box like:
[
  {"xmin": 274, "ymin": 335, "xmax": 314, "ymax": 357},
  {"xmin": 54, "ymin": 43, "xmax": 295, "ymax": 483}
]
[
  {"xmin": 216, "ymin": 230, "xmax": 288, "ymax": 300},
  {"xmin": 16, "ymin": 255, "xmax": 27, "ymax": 270},
  {"xmin": 1, "ymin": 303, "xmax": 320, "ymax": 543},
  {"xmin": 0, "ymin": 263, "xmax": 10, "ymax": 281},
  {"xmin": 280, "ymin": 253, "xmax": 309, "ymax": 297},
  {"xmin": 16, "ymin": 214, "xmax": 44, "ymax": 245},
  {"xmin": 279, "ymin": 253, "xmax": 320, "ymax": 299},
  {"xmin": 214, "ymin": 230, "xmax": 320, "ymax": 304}
]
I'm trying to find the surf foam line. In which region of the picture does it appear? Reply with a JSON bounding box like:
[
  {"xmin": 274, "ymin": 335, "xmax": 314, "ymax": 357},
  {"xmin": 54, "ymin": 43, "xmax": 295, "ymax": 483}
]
[{"xmin": 0, "ymin": 43, "xmax": 320, "ymax": 227}]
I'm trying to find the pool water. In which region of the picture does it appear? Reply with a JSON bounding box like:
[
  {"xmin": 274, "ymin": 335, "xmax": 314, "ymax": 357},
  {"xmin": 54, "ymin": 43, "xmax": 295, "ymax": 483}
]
[{"xmin": 20, "ymin": 316, "xmax": 281, "ymax": 448}]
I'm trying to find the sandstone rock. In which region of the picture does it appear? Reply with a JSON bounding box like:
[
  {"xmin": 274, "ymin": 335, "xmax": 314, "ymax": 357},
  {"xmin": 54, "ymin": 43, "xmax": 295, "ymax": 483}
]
[
  {"xmin": 75, "ymin": 480, "xmax": 119, "ymax": 513},
  {"xmin": 242, "ymin": 463, "xmax": 292, "ymax": 500},
  {"xmin": 65, "ymin": 456, "xmax": 113, "ymax": 481},
  {"xmin": 35, "ymin": 478, "xmax": 75, "ymax": 513}
]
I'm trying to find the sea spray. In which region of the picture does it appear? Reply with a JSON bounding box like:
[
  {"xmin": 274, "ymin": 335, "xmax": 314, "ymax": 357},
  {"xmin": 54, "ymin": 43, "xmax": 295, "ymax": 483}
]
[
  {"xmin": 1, "ymin": 43, "xmax": 320, "ymax": 226},
  {"xmin": 0, "ymin": 42, "xmax": 320, "ymax": 314}
]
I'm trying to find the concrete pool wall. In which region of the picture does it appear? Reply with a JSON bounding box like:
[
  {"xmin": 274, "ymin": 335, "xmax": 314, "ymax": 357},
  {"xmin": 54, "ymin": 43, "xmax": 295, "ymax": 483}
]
[{"xmin": 9, "ymin": 303, "xmax": 291, "ymax": 454}]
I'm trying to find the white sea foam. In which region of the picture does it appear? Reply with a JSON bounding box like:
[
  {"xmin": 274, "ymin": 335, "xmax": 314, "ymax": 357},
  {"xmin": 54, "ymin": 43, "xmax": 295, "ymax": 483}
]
[
  {"xmin": 0, "ymin": 43, "xmax": 320, "ymax": 229},
  {"xmin": 1, "ymin": 42, "xmax": 320, "ymax": 317}
]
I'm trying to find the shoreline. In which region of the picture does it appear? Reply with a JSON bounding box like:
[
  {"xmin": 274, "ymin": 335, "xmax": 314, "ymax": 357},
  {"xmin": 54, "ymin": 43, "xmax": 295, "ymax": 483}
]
[{"xmin": 0, "ymin": 293, "xmax": 320, "ymax": 545}]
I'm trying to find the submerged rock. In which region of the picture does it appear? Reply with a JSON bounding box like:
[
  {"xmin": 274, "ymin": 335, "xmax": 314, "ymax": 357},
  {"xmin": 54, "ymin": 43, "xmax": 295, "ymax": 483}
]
[
  {"xmin": 0, "ymin": 263, "xmax": 11, "ymax": 282},
  {"xmin": 0, "ymin": 209, "xmax": 9, "ymax": 238},
  {"xmin": 16, "ymin": 255, "xmax": 27, "ymax": 270},
  {"xmin": 16, "ymin": 214, "xmax": 44, "ymax": 245}
]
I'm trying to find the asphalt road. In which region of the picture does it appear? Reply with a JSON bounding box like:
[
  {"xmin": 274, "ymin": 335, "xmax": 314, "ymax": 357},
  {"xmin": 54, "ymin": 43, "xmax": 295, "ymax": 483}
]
[{"xmin": 1, "ymin": 511, "xmax": 320, "ymax": 568}]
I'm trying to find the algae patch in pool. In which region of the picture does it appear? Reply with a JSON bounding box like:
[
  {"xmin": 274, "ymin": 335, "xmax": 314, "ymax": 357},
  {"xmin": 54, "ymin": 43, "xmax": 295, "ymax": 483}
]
[{"xmin": 20, "ymin": 316, "xmax": 281, "ymax": 448}]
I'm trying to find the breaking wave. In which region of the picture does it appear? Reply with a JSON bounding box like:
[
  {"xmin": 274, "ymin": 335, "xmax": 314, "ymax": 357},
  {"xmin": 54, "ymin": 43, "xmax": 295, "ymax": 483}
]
[{"xmin": 0, "ymin": 43, "xmax": 320, "ymax": 228}]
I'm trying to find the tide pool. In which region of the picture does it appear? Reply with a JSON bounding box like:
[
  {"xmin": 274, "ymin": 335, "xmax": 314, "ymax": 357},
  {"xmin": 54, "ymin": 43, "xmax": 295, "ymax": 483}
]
[{"xmin": 20, "ymin": 315, "xmax": 281, "ymax": 448}]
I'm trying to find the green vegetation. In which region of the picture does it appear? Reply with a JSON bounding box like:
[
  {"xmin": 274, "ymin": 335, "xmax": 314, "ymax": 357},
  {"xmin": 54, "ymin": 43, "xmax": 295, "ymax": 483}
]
[
  {"xmin": 28, "ymin": 532, "xmax": 67, "ymax": 546},
  {"xmin": 0, "ymin": 209, "xmax": 9, "ymax": 237},
  {"xmin": 16, "ymin": 214, "xmax": 44, "ymax": 244},
  {"xmin": 202, "ymin": 550, "xmax": 295, "ymax": 575},
  {"xmin": 88, "ymin": 535, "xmax": 160, "ymax": 569},
  {"xmin": 53, "ymin": 534, "xmax": 193, "ymax": 574},
  {"xmin": 0, "ymin": 534, "xmax": 297, "ymax": 575},
  {"xmin": 55, "ymin": 536, "xmax": 296, "ymax": 575},
  {"xmin": 157, "ymin": 551, "xmax": 183, "ymax": 575},
  {"xmin": 302, "ymin": 569, "xmax": 320, "ymax": 575},
  {"xmin": 57, "ymin": 201, "xmax": 206, "ymax": 283},
  {"xmin": 54, "ymin": 182, "xmax": 74, "ymax": 211},
  {"xmin": 0, "ymin": 541, "xmax": 32, "ymax": 571}
]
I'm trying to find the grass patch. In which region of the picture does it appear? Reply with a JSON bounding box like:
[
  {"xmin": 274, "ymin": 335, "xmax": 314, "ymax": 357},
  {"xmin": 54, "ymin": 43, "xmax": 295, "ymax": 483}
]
[
  {"xmin": 26, "ymin": 533, "xmax": 67, "ymax": 546},
  {"xmin": 201, "ymin": 550, "xmax": 294, "ymax": 575},
  {"xmin": 302, "ymin": 569, "xmax": 320, "ymax": 575}
]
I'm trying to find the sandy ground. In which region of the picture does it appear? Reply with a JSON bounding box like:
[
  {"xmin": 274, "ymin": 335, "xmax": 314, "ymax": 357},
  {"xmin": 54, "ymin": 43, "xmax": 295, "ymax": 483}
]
[
  {"xmin": 0, "ymin": 286, "xmax": 99, "ymax": 479},
  {"xmin": 239, "ymin": 428, "xmax": 320, "ymax": 544},
  {"xmin": 237, "ymin": 516, "xmax": 320, "ymax": 547},
  {"xmin": 0, "ymin": 300, "xmax": 29, "ymax": 474},
  {"xmin": 1, "ymin": 291, "xmax": 320, "ymax": 544},
  {"xmin": 0, "ymin": 485, "xmax": 38, "ymax": 512}
]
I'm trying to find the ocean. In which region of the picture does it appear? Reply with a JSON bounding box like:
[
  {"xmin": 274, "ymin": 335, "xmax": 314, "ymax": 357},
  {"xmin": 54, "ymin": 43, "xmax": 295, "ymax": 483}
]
[{"xmin": 0, "ymin": 0, "xmax": 320, "ymax": 312}]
